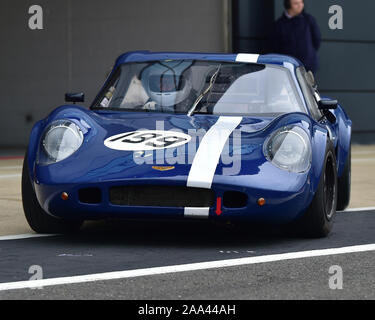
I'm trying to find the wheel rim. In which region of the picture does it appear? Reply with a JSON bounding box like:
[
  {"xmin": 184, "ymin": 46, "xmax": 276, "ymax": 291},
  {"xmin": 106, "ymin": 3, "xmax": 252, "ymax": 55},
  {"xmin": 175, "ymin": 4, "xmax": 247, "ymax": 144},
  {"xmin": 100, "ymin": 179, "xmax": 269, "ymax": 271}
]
[{"xmin": 323, "ymin": 156, "xmax": 336, "ymax": 220}]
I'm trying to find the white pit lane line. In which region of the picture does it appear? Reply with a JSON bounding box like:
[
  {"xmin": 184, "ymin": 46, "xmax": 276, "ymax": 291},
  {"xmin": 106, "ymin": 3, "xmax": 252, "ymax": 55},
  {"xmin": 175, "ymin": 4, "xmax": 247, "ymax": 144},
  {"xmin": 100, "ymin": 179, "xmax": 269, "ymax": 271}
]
[
  {"xmin": 0, "ymin": 234, "xmax": 56, "ymax": 241},
  {"xmin": 1, "ymin": 243, "xmax": 375, "ymax": 291}
]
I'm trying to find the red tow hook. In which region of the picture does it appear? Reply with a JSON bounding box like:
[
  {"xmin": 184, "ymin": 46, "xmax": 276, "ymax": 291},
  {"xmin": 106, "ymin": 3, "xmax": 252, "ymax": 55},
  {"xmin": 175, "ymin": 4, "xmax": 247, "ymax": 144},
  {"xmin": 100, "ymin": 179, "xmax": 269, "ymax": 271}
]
[{"xmin": 215, "ymin": 197, "xmax": 222, "ymax": 216}]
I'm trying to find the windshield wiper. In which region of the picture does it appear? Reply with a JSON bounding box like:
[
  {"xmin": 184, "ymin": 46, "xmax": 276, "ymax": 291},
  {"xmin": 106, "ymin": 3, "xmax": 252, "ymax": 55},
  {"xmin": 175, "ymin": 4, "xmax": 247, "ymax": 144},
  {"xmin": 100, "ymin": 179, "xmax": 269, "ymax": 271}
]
[{"xmin": 187, "ymin": 64, "xmax": 221, "ymax": 116}]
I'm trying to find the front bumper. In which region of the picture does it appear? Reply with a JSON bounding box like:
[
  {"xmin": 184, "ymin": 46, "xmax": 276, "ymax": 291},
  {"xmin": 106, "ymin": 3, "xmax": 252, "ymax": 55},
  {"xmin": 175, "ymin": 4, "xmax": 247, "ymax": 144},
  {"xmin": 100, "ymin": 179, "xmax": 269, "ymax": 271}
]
[{"xmin": 34, "ymin": 174, "xmax": 313, "ymax": 223}]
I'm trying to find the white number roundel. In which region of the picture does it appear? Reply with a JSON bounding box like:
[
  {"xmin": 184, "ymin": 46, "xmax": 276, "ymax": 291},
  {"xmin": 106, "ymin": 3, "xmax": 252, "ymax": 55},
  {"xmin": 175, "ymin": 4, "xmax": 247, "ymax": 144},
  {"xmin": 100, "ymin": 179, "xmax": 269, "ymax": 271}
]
[{"xmin": 104, "ymin": 130, "xmax": 191, "ymax": 151}]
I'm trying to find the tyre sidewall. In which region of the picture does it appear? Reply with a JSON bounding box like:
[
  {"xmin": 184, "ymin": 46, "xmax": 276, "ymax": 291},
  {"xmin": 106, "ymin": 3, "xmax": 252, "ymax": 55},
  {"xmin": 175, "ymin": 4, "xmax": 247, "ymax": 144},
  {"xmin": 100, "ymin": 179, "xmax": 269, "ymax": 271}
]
[{"xmin": 296, "ymin": 140, "xmax": 338, "ymax": 237}]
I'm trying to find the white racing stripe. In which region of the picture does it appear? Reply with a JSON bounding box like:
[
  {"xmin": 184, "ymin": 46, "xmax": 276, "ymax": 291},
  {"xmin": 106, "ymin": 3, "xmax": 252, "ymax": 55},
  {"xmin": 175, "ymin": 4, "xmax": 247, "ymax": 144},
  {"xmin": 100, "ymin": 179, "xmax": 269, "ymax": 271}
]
[
  {"xmin": 187, "ymin": 116, "xmax": 242, "ymax": 189},
  {"xmin": 235, "ymin": 53, "xmax": 260, "ymax": 63},
  {"xmin": 1, "ymin": 243, "xmax": 375, "ymax": 291},
  {"xmin": 184, "ymin": 207, "xmax": 210, "ymax": 218}
]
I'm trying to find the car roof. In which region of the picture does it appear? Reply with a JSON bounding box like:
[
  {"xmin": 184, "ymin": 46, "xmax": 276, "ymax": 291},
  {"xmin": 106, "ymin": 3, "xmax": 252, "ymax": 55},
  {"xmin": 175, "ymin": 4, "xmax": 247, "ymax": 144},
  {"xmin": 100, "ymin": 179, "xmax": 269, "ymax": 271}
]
[{"xmin": 114, "ymin": 51, "xmax": 303, "ymax": 69}]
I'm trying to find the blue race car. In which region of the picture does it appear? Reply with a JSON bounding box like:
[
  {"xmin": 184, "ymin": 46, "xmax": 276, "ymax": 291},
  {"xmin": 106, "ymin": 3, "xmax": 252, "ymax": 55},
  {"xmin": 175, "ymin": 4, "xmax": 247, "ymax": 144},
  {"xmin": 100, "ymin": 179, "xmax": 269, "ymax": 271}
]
[{"xmin": 22, "ymin": 51, "xmax": 352, "ymax": 237}]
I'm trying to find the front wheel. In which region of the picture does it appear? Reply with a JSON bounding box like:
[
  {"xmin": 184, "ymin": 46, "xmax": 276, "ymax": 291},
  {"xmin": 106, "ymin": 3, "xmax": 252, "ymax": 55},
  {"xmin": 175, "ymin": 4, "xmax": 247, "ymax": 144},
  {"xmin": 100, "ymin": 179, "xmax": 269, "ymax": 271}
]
[
  {"xmin": 22, "ymin": 153, "xmax": 83, "ymax": 234},
  {"xmin": 293, "ymin": 142, "xmax": 338, "ymax": 238}
]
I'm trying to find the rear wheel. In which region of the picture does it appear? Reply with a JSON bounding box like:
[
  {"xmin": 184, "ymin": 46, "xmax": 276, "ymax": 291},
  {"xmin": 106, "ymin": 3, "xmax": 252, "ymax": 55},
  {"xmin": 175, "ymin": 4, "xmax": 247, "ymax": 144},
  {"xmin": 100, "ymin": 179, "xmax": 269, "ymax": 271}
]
[
  {"xmin": 22, "ymin": 153, "xmax": 83, "ymax": 234},
  {"xmin": 294, "ymin": 142, "xmax": 337, "ymax": 238},
  {"xmin": 336, "ymin": 145, "xmax": 351, "ymax": 211}
]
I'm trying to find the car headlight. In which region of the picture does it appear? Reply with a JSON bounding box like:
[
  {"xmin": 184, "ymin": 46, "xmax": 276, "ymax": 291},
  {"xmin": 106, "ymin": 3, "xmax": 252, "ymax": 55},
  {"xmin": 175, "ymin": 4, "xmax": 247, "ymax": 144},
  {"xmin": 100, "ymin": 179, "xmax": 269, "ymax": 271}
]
[
  {"xmin": 263, "ymin": 126, "xmax": 312, "ymax": 173},
  {"xmin": 40, "ymin": 120, "xmax": 83, "ymax": 164}
]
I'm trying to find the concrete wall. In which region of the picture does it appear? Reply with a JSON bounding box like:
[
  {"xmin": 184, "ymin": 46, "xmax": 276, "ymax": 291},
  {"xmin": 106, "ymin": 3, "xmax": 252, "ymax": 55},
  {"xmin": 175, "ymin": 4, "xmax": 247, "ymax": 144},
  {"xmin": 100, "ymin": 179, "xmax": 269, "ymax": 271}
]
[
  {"xmin": 0, "ymin": 0, "xmax": 228, "ymax": 147},
  {"xmin": 232, "ymin": 0, "xmax": 274, "ymax": 53},
  {"xmin": 2, "ymin": 0, "xmax": 372, "ymax": 146}
]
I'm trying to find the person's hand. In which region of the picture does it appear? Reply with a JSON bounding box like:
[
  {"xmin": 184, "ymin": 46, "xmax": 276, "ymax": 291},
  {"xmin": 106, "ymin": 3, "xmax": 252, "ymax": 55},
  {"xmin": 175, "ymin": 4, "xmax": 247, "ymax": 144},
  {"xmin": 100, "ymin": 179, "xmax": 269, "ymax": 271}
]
[{"xmin": 143, "ymin": 101, "xmax": 156, "ymax": 110}]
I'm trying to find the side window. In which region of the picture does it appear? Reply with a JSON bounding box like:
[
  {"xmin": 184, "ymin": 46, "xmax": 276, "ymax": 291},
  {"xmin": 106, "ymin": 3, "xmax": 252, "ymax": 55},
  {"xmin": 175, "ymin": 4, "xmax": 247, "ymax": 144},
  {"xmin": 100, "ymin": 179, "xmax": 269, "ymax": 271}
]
[{"xmin": 296, "ymin": 67, "xmax": 322, "ymax": 120}]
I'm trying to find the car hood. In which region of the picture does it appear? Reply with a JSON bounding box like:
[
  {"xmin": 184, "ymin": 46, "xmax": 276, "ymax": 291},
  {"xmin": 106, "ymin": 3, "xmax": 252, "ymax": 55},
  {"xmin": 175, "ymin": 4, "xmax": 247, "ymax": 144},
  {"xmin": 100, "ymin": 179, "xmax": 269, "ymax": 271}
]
[{"xmin": 36, "ymin": 107, "xmax": 306, "ymax": 186}]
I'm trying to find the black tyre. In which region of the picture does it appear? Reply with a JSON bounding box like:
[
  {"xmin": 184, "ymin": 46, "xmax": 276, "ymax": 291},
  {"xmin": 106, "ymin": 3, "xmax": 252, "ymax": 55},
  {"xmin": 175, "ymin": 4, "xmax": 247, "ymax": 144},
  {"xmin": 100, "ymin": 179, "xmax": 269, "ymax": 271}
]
[
  {"xmin": 336, "ymin": 145, "xmax": 351, "ymax": 211},
  {"xmin": 22, "ymin": 154, "xmax": 83, "ymax": 234},
  {"xmin": 294, "ymin": 141, "xmax": 338, "ymax": 238}
]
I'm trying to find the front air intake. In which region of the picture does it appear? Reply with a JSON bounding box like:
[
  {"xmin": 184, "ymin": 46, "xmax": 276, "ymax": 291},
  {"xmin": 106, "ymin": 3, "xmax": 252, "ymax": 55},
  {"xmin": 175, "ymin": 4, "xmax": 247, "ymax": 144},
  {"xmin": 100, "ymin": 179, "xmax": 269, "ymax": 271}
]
[
  {"xmin": 78, "ymin": 188, "xmax": 102, "ymax": 204},
  {"xmin": 109, "ymin": 185, "xmax": 215, "ymax": 207},
  {"xmin": 223, "ymin": 191, "xmax": 248, "ymax": 208}
]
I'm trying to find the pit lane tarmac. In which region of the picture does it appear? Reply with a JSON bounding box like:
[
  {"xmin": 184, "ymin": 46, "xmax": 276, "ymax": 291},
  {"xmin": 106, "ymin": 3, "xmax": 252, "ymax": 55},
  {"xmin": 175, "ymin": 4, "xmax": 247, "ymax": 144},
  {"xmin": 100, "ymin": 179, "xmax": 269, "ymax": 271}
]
[{"xmin": 0, "ymin": 210, "xmax": 375, "ymax": 299}]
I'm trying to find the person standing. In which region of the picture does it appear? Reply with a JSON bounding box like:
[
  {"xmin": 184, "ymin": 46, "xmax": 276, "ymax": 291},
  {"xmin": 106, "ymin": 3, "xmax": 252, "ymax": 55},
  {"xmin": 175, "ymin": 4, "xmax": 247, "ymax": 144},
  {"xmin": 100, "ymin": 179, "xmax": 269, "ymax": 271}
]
[{"xmin": 272, "ymin": 0, "xmax": 321, "ymax": 74}]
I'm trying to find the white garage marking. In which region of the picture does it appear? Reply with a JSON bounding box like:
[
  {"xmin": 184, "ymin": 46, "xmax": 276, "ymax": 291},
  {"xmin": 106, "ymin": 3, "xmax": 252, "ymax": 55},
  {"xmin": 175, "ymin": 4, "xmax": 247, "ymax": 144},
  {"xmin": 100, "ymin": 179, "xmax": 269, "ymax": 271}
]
[
  {"xmin": 0, "ymin": 156, "xmax": 23, "ymax": 160},
  {"xmin": 339, "ymin": 206, "xmax": 375, "ymax": 213},
  {"xmin": 352, "ymin": 150, "xmax": 375, "ymax": 155},
  {"xmin": 187, "ymin": 116, "xmax": 242, "ymax": 189},
  {"xmin": 1, "ymin": 243, "xmax": 375, "ymax": 291},
  {"xmin": 352, "ymin": 158, "xmax": 375, "ymax": 163},
  {"xmin": 0, "ymin": 174, "xmax": 21, "ymax": 179},
  {"xmin": 0, "ymin": 233, "xmax": 56, "ymax": 241}
]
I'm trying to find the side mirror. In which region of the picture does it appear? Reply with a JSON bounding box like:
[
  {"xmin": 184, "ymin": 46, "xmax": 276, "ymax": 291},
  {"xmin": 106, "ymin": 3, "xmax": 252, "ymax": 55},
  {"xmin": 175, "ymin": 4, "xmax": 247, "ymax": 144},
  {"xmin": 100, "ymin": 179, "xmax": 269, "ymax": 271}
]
[
  {"xmin": 65, "ymin": 92, "xmax": 85, "ymax": 104},
  {"xmin": 318, "ymin": 99, "xmax": 338, "ymax": 110}
]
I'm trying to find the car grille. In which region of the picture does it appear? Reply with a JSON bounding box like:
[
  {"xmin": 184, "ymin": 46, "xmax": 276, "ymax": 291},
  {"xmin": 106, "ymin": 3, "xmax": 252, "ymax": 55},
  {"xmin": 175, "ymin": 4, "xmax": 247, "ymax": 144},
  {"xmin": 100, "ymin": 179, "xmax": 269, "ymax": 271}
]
[{"xmin": 109, "ymin": 185, "xmax": 215, "ymax": 207}]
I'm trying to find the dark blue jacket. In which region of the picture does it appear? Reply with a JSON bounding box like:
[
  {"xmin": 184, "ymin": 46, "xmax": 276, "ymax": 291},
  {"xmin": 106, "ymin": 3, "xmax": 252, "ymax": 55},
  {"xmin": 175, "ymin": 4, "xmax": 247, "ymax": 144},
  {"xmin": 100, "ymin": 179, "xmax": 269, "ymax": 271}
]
[{"xmin": 272, "ymin": 11, "xmax": 321, "ymax": 73}]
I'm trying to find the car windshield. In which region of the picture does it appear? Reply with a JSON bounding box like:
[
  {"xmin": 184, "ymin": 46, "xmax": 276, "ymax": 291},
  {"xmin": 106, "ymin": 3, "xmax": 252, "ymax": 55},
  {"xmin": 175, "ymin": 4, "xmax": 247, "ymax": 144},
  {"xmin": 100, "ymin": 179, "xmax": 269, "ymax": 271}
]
[{"xmin": 92, "ymin": 60, "xmax": 304, "ymax": 116}]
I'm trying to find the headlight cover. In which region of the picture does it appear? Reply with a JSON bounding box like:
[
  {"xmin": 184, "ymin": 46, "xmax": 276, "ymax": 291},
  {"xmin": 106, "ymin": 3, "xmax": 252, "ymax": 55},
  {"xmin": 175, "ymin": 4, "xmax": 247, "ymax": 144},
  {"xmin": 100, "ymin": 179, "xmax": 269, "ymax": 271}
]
[
  {"xmin": 263, "ymin": 126, "xmax": 312, "ymax": 173},
  {"xmin": 39, "ymin": 120, "xmax": 83, "ymax": 165}
]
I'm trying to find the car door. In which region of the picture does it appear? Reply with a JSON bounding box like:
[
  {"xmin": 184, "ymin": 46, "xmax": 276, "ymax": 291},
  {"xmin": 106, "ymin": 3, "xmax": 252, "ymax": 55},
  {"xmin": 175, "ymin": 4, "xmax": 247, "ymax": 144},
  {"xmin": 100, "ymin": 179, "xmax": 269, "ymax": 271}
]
[{"xmin": 296, "ymin": 67, "xmax": 338, "ymax": 148}]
